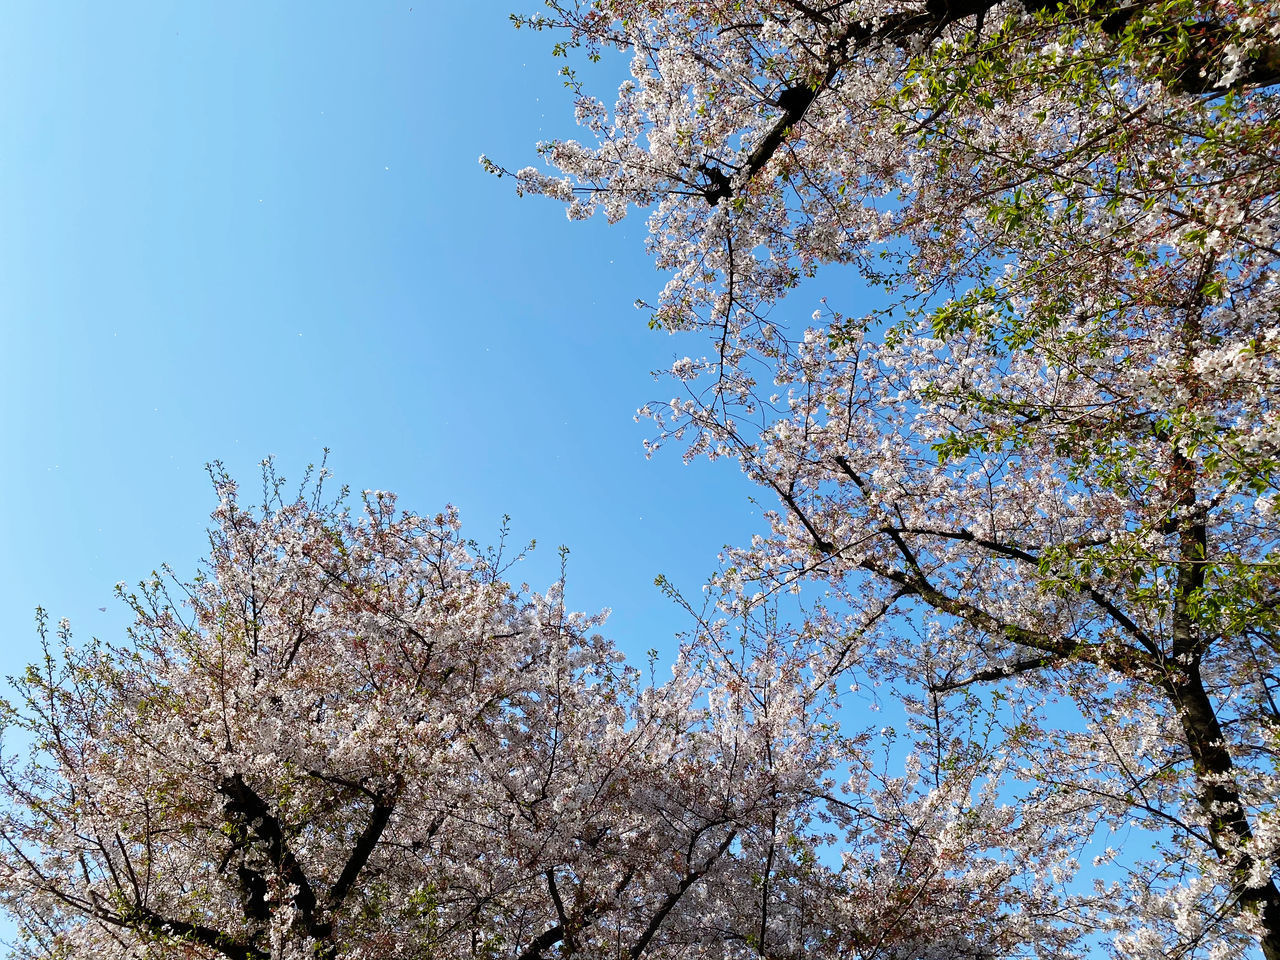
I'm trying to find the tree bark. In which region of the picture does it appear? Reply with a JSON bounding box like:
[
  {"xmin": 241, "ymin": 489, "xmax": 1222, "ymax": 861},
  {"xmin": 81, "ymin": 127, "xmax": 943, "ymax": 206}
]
[{"xmin": 1167, "ymin": 668, "xmax": 1280, "ymax": 960}]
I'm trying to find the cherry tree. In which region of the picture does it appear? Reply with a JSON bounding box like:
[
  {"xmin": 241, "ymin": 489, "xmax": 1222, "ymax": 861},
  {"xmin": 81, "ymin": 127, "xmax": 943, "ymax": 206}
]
[
  {"xmin": 0, "ymin": 464, "xmax": 1078, "ymax": 960},
  {"xmin": 496, "ymin": 1, "xmax": 1280, "ymax": 956}
]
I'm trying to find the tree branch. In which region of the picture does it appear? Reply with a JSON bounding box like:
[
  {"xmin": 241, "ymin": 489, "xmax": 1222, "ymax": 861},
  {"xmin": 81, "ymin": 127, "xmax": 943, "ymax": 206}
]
[
  {"xmin": 114, "ymin": 904, "xmax": 269, "ymax": 960},
  {"xmin": 890, "ymin": 524, "xmax": 1160, "ymax": 656},
  {"xmin": 930, "ymin": 652, "xmax": 1064, "ymax": 691},
  {"xmin": 218, "ymin": 774, "xmax": 317, "ymax": 926},
  {"xmin": 326, "ymin": 786, "xmax": 399, "ymax": 912},
  {"xmin": 708, "ymin": 0, "xmax": 1280, "ymax": 204},
  {"xmin": 629, "ymin": 829, "xmax": 738, "ymax": 959}
]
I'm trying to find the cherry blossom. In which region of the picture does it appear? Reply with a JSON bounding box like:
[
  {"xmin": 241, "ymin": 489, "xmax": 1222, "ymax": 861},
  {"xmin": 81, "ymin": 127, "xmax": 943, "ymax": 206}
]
[
  {"xmin": 0, "ymin": 463, "xmax": 1080, "ymax": 959},
  {"xmin": 504, "ymin": 2, "xmax": 1280, "ymax": 955}
]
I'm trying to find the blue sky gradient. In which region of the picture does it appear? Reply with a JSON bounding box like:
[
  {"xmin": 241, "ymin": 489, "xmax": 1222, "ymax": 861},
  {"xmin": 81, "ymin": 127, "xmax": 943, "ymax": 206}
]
[{"xmin": 0, "ymin": 2, "xmax": 782, "ymax": 666}]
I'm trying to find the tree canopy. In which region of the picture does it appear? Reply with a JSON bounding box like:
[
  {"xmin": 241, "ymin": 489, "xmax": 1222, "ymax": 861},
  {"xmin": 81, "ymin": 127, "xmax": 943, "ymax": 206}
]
[
  {"xmin": 0, "ymin": 466, "xmax": 1083, "ymax": 959},
  {"xmin": 493, "ymin": 1, "xmax": 1280, "ymax": 957}
]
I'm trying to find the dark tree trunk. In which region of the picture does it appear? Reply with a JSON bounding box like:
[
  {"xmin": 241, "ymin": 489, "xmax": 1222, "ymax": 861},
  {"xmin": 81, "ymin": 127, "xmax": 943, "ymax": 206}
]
[{"xmin": 1167, "ymin": 669, "xmax": 1280, "ymax": 960}]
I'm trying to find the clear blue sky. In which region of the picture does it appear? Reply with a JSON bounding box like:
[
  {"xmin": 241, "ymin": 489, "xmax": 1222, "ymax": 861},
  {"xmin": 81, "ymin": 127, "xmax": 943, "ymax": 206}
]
[{"xmin": 0, "ymin": 2, "xmax": 768, "ymax": 669}]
